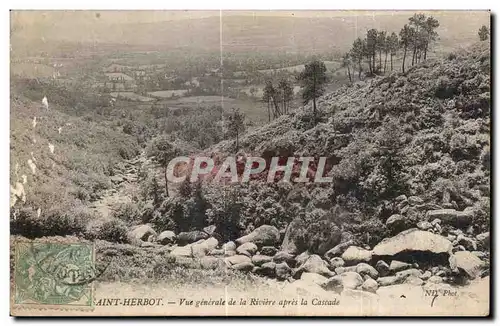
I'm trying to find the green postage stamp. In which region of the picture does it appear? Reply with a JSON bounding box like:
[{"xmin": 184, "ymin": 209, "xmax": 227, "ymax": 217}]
[{"xmin": 13, "ymin": 240, "xmax": 95, "ymax": 309}]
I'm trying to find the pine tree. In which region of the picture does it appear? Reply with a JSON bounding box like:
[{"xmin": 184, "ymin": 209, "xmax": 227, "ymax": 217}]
[{"xmin": 297, "ymin": 60, "xmax": 328, "ymax": 124}]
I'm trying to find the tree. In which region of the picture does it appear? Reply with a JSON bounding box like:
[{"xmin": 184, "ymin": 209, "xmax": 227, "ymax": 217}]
[
  {"xmin": 377, "ymin": 30, "xmax": 387, "ymax": 72},
  {"xmin": 421, "ymin": 16, "xmax": 440, "ymax": 61},
  {"xmin": 341, "ymin": 52, "xmax": 353, "ymax": 82},
  {"xmin": 366, "ymin": 29, "xmax": 379, "ymax": 75},
  {"xmin": 227, "ymin": 108, "xmax": 245, "ymax": 152},
  {"xmin": 278, "ymin": 78, "xmax": 293, "ymax": 114},
  {"xmin": 409, "ymin": 13, "xmax": 426, "ymax": 66},
  {"xmin": 262, "ymin": 81, "xmax": 274, "ymax": 122},
  {"xmin": 478, "ymin": 25, "xmax": 490, "ymax": 41},
  {"xmin": 350, "ymin": 38, "xmax": 365, "ymax": 79},
  {"xmin": 147, "ymin": 136, "xmax": 180, "ymax": 197},
  {"xmin": 387, "ymin": 32, "xmax": 399, "ymax": 71},
  {"xmin": 297, "ymin": 60, "xmax": 328, "ymax": 124},
  {"xmin": 399, "ymin": 24, "xmax": 414, "ymax": 73}
]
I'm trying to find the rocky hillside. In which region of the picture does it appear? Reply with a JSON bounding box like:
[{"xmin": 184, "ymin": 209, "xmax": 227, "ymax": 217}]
[{"xmin": 117, "ymin": 41, "xmax": 491, "ymax": 295}]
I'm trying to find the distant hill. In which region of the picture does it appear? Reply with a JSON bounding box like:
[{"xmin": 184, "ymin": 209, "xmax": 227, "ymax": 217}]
[{"xmin": 11, "ymin": 11, "xmax": 490, "ymax": 57}]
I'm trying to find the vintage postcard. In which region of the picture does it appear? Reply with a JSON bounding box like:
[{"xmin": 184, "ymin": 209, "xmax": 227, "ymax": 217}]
[{"xmin": 10, "ymin": 10, "xmax": 490, "ymax": 316}]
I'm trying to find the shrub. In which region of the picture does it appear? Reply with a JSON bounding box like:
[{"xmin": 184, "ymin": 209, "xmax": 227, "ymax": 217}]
[
  {"xmin": 112, "ymin": 202, "xmax": 142, "ymax": 223},
  {"xmin": 86, "ymin": 218, "xmax": 129, "ymax": 243}
]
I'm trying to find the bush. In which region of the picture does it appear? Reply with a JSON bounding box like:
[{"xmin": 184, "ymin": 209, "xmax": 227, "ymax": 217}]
[
  {"xmin": 86, "ymin": 218, "xmax": 129, "ymax": 243},
  {"xmin": 112, "ymin": 202, "xmax": 142, "ymax": 223},
  {"xmin": 11, "ymin": 205, "xmax": 92, "ymax": 238}
]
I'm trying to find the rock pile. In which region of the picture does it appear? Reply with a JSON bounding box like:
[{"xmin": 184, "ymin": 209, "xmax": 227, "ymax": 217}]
[{"xmin": 128, "ymin": 199, "xmax": 489, "ymax": 295}]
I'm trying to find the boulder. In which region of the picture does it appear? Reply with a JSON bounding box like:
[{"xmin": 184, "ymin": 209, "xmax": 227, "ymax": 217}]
[
  {"xmin": 128, "ymin": 224, "xmax": 157, "ymax": 243},
  {"xmin": 337, "ymin": 272, "xmax": 364, "ymax": 289},
  {"xmin": 372, "ymin": 229, "xmax": 452, "ymax": 256},
  {"xmin": 170, "ymin": 245, "xmax": 192, "ymax": 257},
  {"xmin": 295, "ymin": 254, "xmax": 334, "ymax": 278},
  {"xmin": 356, "ymin": 263, "xmax": 379, "ymax": 279},
  {"xmin": 325, "ymin": 240, "xmax": 355, "ymax": 260},
  {"xmin": 426, "ymin": 209, "xmax": 472, "ymax": 228},
  {"xmin": 254, "ymin": 262, "xmax": 276, "ymax": 277},
  {"xmin": 157, "ymin": 230, "xmax": 176, "ymax": 245},
  {"xmin": 361, "ymin": 278, "xmax": 379, "ymax": 293},
  {"xmin": 389, "ymin": 260, "xmax": 412, "ymax": 272},
  {"xmin": 300, "ymin": 272, "xmax": 328, "ymax": 286},
  {"xmin": 397, "ymin": 199, "xmax": 409, "ymax": 211},
  {"xmin": 236, "ymin": 225, "xmax": 280, "ymax": 247},
  {"xmin": 236, "ymin": 242, "xmax": 258, "ymax": 256},
  {"xmin": 408, "ymin": 196, "xmax": 424, "ymax": 205},
  {"xmin": 427, "ymin": 276, "xmax": 443, "ymax": 284},
  {"xmin": 330, "ymin": 257, "xmax": 345, "ymax": 269},
  {"xmin": 416, "ymin": 221, "xmax": 433, "ymax": 231},
  {"xmin": 232, "ymin": 262, "xmax": 254, "ymax": 272},
  {"xmin": 321, "ymin": 276, "xmax": 344, "ymax": 293},
  {"xmin": 177, "ymin": 231, "xmax": 209, "ymax": 245},
  {"xmin": 191, "ymin": 237, "xmax": 219, "ymax": 258},
  {"xmin": 375, "ymin": 260, "xmax": 390, "ymax": 277},
  {"xmin": 252, "ymin": 255, "xmax": 273, "ymax": 266},
  {"xmin": 420, "ymin": 271, "xmax": 432, "ymax": 280},
  {"xmin": 273, "ymin": 251, "xmax": 295, "ymax": 265},
  {"xmin": 203, "ymin": 225, "xmax": 217, "ymax": 236},
  {"xmin": 377, "ymin": 276, "xmax": 400, "ymax": 287},
  {"xmin": 225, "ymin": 255, "xmax": 252, "ymax": 266},
  {"xmin": 260, "ymin": 246, "xmax": 278, "ymax": 256},
  {"xmin": 385, "ymin": 214, "xmax": 407, "ymax": 233},
  {"xmin": 223, "ymin": 241, "xmax": 237, "ymax": 252},
  {"xmin": 471, "ymin": 251, "xmax": 488, "ymax": 259},
  {"xmin": 449, "ymin": 251, "xmax": 484, "ymax": 279},
  {"xmin": 341, "ymin": 246, "xmax": 372, "ymax": 265}
]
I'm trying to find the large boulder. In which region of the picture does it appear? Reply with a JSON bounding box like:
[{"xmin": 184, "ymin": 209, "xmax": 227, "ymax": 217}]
[
  {"xmin": 236, "ymin": 225, "xmax": 280, "ymax": 247},
  {"xmin": 341, "ymin": 246, "xmax": 372, "ymax": 265},
  {"xmin": 294, "ymin": 254, "xmax": 334, "ymax": 278},
  {"xmin": 449, "ymin": 251, "xmax": 484, "ymax": 279},
  {"xmin": 372, "ymin": 229, "xmax": 452, "ymax": 256},
  {"xmin": 377, "ymin": 276, "xmax": 401, "ymax": 287},
  {"xmin": 324, "ymin": 240, "xmax": 355, "ymax": 260},
  {"xmin": 191, "ymin": 237, "xmax": 219, "ymax": 258},
  {"xmin": 157, "ymin": 230, "xmax": 176, "ymax": 245},
  {"xmin": 177, "ymin": 230, "xmax": 209, "ymax": 245},
  {"xmin": 330, "ymin": 257, "xmax": 345, "ymax": 269},
  {"xmin": 223, "ymin": 241, "xmax": 237, "ymax": 252},
  {"xmin": 395, "ymin": 268, "xmax": 423, "ymax": 281},
  {"xmin": 128, "ymin": 224, "xmax": 157, "ymax": 244}
]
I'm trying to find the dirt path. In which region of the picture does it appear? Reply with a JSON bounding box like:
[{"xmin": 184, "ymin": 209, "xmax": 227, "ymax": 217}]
[{"xmin": 89, "ymin": 151, "xmax": 147, "ymax": 220}]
